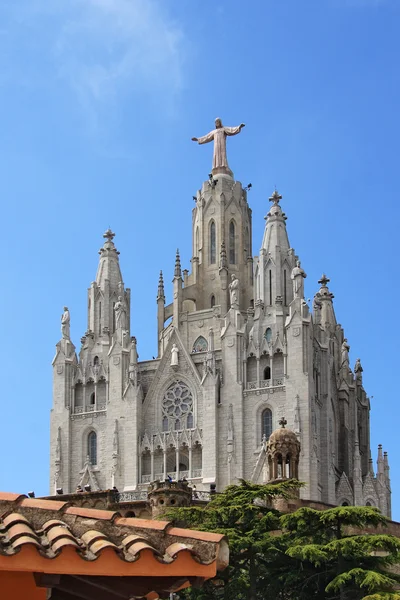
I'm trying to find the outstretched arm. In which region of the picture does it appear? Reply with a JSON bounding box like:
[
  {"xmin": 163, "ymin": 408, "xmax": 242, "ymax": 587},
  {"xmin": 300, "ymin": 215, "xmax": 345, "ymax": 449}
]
[
  {"xmin": 192, "ymin": 130, "xmax": 215, "ymax": 144},
  {"xmin": 225, "ymin": 123, "xmax": 245, "ymax": 136}
]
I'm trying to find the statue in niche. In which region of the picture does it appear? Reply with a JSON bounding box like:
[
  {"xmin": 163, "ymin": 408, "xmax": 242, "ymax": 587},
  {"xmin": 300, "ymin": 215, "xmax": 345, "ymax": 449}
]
[
  {"xmin": 171, "ymin": 344, "xmax": 179, "ymax": 367},
  {"xmin": 61, "ymin": 306, "xmax": 70, "ymax": 339},
  {"xmin": 341, "ymin": 338, "xmax": 350, "ymax": 367},
  {"xmin": 114, "ymin": 296, "xmax": 127, "ymax": 330},
  {"xmin": 192, "ymin": 118, "xmax": 245, "ymax": 173},
  {"xmin": 291, "ymin": 260, "xmax": 307, "ymax": 299},
  {"xmin": 229, "ymin": 274, "xmax": 239, "ymax": 309}
]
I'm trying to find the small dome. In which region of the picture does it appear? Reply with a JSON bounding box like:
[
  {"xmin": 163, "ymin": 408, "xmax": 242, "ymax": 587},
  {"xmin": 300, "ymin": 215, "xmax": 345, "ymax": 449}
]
[{"xmin": 269, "ymin": 426, "xmax": 298, "ymax": 445}]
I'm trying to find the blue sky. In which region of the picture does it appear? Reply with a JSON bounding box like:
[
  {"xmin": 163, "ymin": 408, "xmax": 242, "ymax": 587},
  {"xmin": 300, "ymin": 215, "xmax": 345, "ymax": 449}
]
[{"xmin": 1, "ymin": 0, "xmax": 399, "ymax": 516}]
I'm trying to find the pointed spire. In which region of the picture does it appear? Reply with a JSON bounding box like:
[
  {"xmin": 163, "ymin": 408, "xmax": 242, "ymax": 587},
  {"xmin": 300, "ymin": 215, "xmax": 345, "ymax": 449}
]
[
  {"xmin": 96, "ymin": 229, "xmax": 122, "ymax": 289},
  {"xmin": 157, "ymin": 270, "xmax": 165, "ymax": 300},
  {"xmin": 220, "ymin": 241, "xmax": 228, "ymax": 269},
  {"xmin": 369, "ymin": 454, "xmax": 375, "ymax": 476},
  {"xmin": 314, "ymin": 274, "xmax": 336, "ymax": 330},
  {"xmin": 384, "ymin": 451, "xmax": 390, "ymax": 486},
  {"xmin": 377, "ymin": 444, "xmax": 384, "ymax": 481},
  {"xmin": 174, "ymin": 249, "xmax": 182, "ymax": 278}
]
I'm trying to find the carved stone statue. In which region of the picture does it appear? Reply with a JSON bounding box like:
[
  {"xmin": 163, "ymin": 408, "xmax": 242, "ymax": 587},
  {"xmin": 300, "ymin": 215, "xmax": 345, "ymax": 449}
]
[
  {"xmin": 61, "ymin": 306, "xmax": 70, "ymax": 339},
  {"xmin": 171, "ymin": 343, "xmax": 179, "ymax": 367},
  {"xmin": 341, "ymin": 338, "xmax": 350, "ymax": 367},
  {"xmin": 192, "ymin": 118, "xmax": 245, "ymax": 173},
  {"xmin": 114, "ymin": 296, "xmax": 127, "ymax": 330},
  {"xmin": 354, "ymin": 358, "xmax": 363, "ymax": 380},
  {"xmin": 229, "ymin": 274, "xmax": 239, "ymax": 309},
  {"xmin": 291, "ymin": 260, "xmax": 307, "ymax": 299}
]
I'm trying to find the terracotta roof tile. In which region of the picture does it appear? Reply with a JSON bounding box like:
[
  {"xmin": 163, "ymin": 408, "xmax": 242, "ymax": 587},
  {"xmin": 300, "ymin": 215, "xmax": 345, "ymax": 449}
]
[
  {"xmin": 115, "ymin": 516, "xmax": 170, "ymax": 531},
  {"xmin": 18, "ymin": 498, "xmax": 68, "ymax": 511},
  {"xmin": 0, "ymin": 493, "xmax": 227, "ymax": 571},
  {"xmin": 0, "ymin": 492, "xmax": 25, "ymax": 503},
  {"xmin": 64, "ymin": 506, "xmax": 119, "ymax": 520}
]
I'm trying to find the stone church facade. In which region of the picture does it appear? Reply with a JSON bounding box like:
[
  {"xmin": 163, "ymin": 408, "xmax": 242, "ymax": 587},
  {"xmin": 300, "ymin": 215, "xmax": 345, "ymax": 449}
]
[{"xmin": 50, "ymin": 131, "xmax": 391, "ymax": 516}]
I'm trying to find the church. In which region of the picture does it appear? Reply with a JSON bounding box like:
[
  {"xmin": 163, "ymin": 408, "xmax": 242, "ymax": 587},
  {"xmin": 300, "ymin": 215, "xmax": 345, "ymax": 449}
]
[{"xmin": 50, "ymin": 119, "xmax": 391, "ymax": 516}]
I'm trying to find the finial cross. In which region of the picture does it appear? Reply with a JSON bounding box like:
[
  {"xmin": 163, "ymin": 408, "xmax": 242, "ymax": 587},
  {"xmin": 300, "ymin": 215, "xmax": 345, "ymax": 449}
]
[
  {"xmin": 279, "ymin": 417, "xmax": 287, "ymax": 428},
  {"xmin": 103, "ymin": 228, "xmax": 115, "ymax": 242},
  {"xmin": 269, "ymin": 189, "xmax": 282, "ymax": 205},
  {"xmin": 318, "ymin": 273, "xmax": 330, "ymax": 287}
]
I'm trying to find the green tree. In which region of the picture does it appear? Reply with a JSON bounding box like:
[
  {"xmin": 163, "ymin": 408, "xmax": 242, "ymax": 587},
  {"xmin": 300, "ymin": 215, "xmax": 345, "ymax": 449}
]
[
  {"xmin": 164, "ymin": 479, "xmax": 301, "ymax": 600},
  {"xmin": 165, "ymin": 482, "xmax": 400, "ymax": 600},
  {"xmin": 280, "ymin": 505, "xmax": 400, "ymax": 600}
]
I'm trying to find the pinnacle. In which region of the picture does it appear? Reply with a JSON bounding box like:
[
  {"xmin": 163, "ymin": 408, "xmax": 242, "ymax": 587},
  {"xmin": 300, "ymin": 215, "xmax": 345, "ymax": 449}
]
[
  {"xmin": 174, "ymin": 249, "xmax": 182, "ymax": 278},
  {"xmin": 103, "ymin": 228, "xmax": 115, "ymax": 242},
  {"xmin": 318, "ymin": 273, "xmax": 330, "ymax": 287}
]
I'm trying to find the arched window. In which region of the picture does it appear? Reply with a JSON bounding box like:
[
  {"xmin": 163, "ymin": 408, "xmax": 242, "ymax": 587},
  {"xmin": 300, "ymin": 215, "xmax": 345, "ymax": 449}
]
[
  {"xmin": 162, "ymin": 416, "xmax": 168, "ymax": 432},
  {"xmin": 209, "ymin": 221, "xmax": 216, "ymax": 264},
  {"xmin": 265, "ymin": 328, "xmax": 272, "ymax": 343},
  {"xmin": 93, "ymin": 356, "xmax": 99, "ymax": 366},
  {"xmin": 262, "ymin": 409, "xmax": 272, "ymax": 441},
  {"xmin": 175, "ymin": 419, "xmax": 180, "ymax": 431},
  {"xmin": 90, "ymin": 392, "xmax": 95, "ymax": 405},
  {"xmin": 187, "ymin": 413, "xmax": 194, "ymax": 429},
  {"xmin": 341, "ymin": 501, "xmax": 349, "ymax": 507},
  {"xmin": 211, "ymin": 294, "xmax": 215, "ymax": 308},
  {"xmin": 263, "ymin": 366, "xmax": 271, "ymax": 380},
  {"xmin": 229, "ymin": 221, "xmax": 236, "ymax": 264},
  {"xmin": 88, "ymin": 431, "xmax": 97, "ymax": 465},
  {"xmin": 192, "ymin": 336, "xmax": 208, "ymax": 353}
]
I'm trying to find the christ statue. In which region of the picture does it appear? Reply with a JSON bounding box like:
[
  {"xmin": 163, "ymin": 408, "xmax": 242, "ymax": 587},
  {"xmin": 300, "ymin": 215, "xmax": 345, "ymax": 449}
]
[{"xmin": 192, "ymin": 118, "xmax": 245, "ymax": 175}]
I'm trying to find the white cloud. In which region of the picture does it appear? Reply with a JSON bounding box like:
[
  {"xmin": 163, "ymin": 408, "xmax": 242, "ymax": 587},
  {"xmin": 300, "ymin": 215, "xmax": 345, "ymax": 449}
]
[{"xmin": 3, "ymin": 0, "xmax": 186, "ymax": 130}]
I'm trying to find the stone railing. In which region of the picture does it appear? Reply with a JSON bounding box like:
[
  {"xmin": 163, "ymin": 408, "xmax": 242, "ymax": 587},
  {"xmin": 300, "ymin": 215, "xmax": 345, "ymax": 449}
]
[
  {"xmin": 192, "ymin": 490, "xmax": 212, "ymax": 501},
  {"xmin": 117, "ymin": 490, "xmax": 149, "ymax": 503},
  {"xmin": 141, "ymin": 470, "xmax": 202, "ymax": 484},
  {"xmin": 246, "ymin": 377, "xmax": 285, "ymax": 392},
  {"xmin": 72, "ymin": 403, "xmax": 106, "ymax": 415}
]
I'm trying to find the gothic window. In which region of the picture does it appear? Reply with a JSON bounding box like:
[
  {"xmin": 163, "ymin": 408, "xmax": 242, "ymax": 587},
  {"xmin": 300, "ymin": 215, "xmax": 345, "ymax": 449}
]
[
  {"xmin": 209, "ymin": 221, "xmax": 216, "ymax": 264},
  {"xmin": 175, "ymin": 419, "xmax": 180, "ymax": 431},
  {"xmin": 211, "ymin": 294, "xmax": 215, "ymax": 308},
  {"xmin": 88, "ymin": 431, "xmax": 97, "ymax": 465},
  {"xmin": 93, "ymin": 356, "xmax": 99, "ymax": 366},
  {"xmin": 89, "ymin": 392, "xmax": 95, "ymax": 405},
  {"xmin": 265, "ymin": 328, "xmax": 272, "ymax": 343},
  {"xmin": 187, "ymin": 413, "xmax": 194, "ymax": 429},
  {"xmin": 162, "ymin": 381, "xmax": 193, "ymax": 431},
  {"xmin": 229, "ymin": 221, "xmax": 236, "ymax": 264},
  {"xmin": 263, "ymin": 366, "xmax": 271, "ymax": 380},
  {"xmin": 192, "ymin": 336, "xmax": 208, "ymax": 353},
  {"xmin": 262, "ymin": 408, "xmax": 272, "ymax": 441}
]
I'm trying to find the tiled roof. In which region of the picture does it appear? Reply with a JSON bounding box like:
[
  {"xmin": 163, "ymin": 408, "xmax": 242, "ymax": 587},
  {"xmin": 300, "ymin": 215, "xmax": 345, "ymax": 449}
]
[
  {"xmin": 0, "ymin": 492, "xmax": 226, "ymax": 566},
  {"xmin": 0, "ymin": 492, "xmax": 228, "ymax": 600}
]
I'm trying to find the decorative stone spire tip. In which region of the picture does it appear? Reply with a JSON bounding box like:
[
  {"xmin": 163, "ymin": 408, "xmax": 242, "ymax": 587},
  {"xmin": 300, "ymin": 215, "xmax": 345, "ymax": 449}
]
[{"xmin": 279, "ymin": 417, "xmax": 287, "ymax": 428}]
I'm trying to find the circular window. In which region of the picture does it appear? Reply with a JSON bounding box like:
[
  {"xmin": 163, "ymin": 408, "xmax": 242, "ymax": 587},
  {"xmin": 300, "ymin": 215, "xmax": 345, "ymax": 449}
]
[{"xmin": 162, "ymin": 381, "xmax": 193, "ymax": 430}]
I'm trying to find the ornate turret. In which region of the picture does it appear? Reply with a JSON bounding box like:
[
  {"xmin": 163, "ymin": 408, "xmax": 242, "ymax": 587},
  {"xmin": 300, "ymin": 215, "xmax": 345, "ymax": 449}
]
[
  {"xmin": 266, "ymin": 417, "xmax": 300, "ymax": 482},
  {"xmin": 148, "ymin": 480, "xmax": 192, "ymax": 518}
]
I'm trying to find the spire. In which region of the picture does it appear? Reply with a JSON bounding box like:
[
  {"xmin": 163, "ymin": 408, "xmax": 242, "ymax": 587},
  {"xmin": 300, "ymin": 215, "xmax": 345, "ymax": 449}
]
[
  {"xmin": 377, "ymin": 444, "xmax": 384, "ymax": 482},
  {"xmin": 384, "ymin": 451, "xmax": 391, "ymax": 487},
  {"xmin": 174, "ymin": 249, "xmax": 182, "ymax": 279},
  {"xmin": 96, "ymin": 229, "xmax": 123, "ymax": 290},
  {"xmin": 314, "ymin": 274, "xmax": 336, "ymax": 330},
  {"xmin": 220, "ymin": 241, "xmax": 228, "ymax": 270},
  {"xmin": 260, "ymin": 189, "xmax": 290, "ymax": 262},
  {"xmin": 157, "ymin": 270, "xmax": 165, "ymax": 300}
]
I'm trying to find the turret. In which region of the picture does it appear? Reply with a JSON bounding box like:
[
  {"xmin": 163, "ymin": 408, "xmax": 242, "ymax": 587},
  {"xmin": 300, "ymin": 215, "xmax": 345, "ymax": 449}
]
[
  {"xmin": 173, "ymin": 249, "xmax": 183, "ymax": 328},
  {"xmin": 157, "ymin": 271, "xmax": 165, "ymax": 356}
]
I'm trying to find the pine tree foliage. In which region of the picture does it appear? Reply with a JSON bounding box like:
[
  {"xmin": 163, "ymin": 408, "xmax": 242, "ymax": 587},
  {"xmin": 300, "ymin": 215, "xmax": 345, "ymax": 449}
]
[{"xmin": 165, "ymin": 483, "xmax": 400, "ymax": 600}]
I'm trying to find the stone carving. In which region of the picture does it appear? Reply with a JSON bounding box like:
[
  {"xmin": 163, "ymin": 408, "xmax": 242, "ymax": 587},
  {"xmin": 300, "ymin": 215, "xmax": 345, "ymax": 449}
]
[
  {"xmin": 341, "ymin": 338, "xmax": 350, "ymax": 367},
  {"xmin": 61, "ymin": 306, "xmax": 70, "ymax": 339},
  {"xmin": 229, "ymin": 274, "xmax": 239, "ymax": 309},
  {"xmin": 114, "ymin": 296, "xmax": 127, "ymax": 330},
  {"xmin": 192, "ymin": 118, "xmax": 245, "ymax": 173},
  {"xmin": 291, "ymin": 260, "xmax": 307, "ymax": 299},
  {"xmin": 354, "ymin": 358, "xmax": 363, "ymax": 381},
  {"xmin": 171, "ymin": 344, "xmax": 179, "ymax": 367}
]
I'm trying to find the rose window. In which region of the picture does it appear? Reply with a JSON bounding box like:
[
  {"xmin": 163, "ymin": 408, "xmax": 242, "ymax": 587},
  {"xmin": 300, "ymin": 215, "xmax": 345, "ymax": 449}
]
[{"xmin": 162, "ymin": 381, "xmax": 193, "ymax": 429}]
